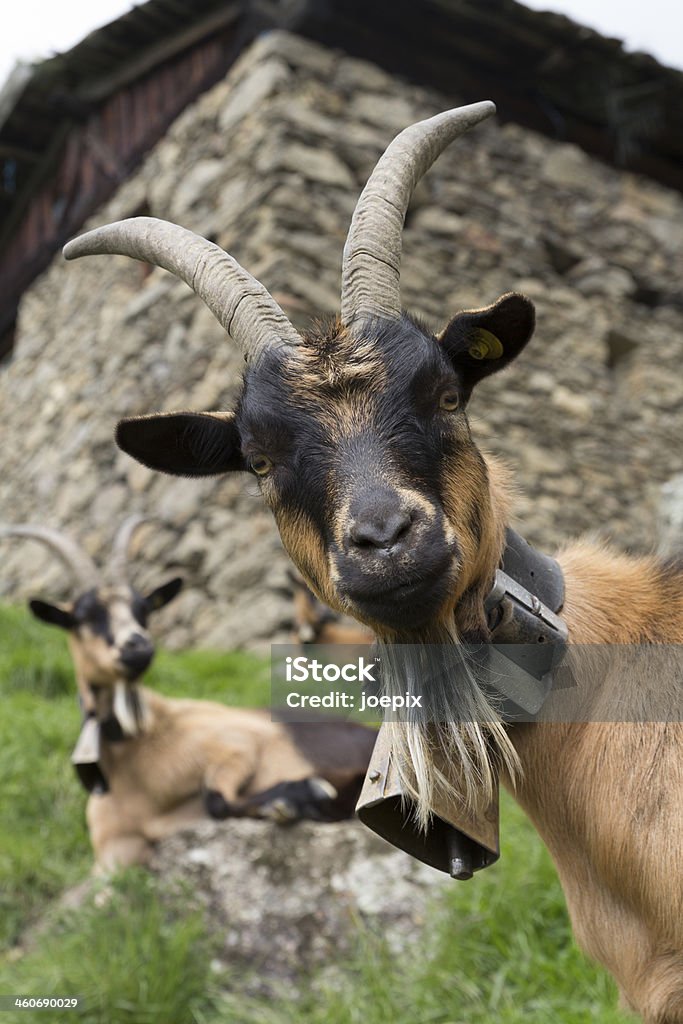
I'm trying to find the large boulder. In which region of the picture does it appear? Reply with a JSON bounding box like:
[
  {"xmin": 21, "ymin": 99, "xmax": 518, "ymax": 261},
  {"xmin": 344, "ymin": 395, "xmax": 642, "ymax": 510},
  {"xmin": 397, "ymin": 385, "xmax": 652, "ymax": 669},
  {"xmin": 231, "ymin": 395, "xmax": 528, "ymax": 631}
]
[{"xmin": 150, "ymin": 818, "xmax": 446, "ymax": 996}]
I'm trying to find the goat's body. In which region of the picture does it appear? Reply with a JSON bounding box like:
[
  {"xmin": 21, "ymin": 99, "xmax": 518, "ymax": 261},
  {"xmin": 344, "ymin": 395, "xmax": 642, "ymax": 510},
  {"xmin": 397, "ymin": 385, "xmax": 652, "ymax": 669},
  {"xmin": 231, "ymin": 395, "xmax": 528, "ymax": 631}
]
[
  {"xmin": 87, "ymin": 688, "xmax": 375, "ymax": 871},
  {"xmin": 504, "ymin": 542, "xmax": 683, "ymax": 1023}
]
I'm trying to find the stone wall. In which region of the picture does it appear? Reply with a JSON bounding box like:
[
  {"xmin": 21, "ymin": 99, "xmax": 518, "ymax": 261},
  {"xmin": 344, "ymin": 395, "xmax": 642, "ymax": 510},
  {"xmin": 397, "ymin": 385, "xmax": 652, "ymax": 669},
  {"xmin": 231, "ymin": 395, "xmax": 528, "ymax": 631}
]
[{"xmin": 1, "ymin": 31, "xmax": 681, "ymax": 649}]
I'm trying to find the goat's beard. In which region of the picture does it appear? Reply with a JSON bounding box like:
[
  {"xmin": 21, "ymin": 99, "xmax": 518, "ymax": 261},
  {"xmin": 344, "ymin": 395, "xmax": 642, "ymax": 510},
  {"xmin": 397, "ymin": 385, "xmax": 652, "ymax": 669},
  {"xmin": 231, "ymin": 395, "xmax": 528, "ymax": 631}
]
[
  {"xmin": 376, "ymin": 618, "xmax": 520, "ymax": 831},
  {"xmin": 113, "ymin": 682, "xmax": 149, "ymax": 737}
]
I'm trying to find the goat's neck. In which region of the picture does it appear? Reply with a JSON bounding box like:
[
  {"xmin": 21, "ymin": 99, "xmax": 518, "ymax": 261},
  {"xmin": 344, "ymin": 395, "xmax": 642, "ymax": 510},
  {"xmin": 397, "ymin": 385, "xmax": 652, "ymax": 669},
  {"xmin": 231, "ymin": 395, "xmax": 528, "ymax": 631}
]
[
  {"xmin": 506, "ymin": 540, "xmax": 683, "ymax": 798},
  {"xmin": 452, "ymin": 453, "xmax": 511, "ymax": 640},
  {"xmin": 77, "ymin": 673, "xmax": 157, "ymax": 738},
  {"xmin": 558, "ymin": 540, "xmax": 683, "ymax": 644}
]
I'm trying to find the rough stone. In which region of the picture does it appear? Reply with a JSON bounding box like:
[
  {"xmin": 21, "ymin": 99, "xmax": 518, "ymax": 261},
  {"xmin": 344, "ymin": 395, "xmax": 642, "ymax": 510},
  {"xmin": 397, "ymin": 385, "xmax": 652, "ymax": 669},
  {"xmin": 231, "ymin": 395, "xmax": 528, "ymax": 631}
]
[
  {"xmin": 658, "ymin": 475, "xmax": 683, "ymax": 557},
  {"xmin": 218, "ymin": 56, "xmax": 291, "ymax": 134},
  {"xmin": 1, "ymin": 30, "xmax": 682, "ymax": 649},
  {"xmin": 540, "ymin": 143, "xmax": 594, "ymax": 190},
  {"xmin": 150, "ymin": 818, "xmax": 445, "ymax": 996}
]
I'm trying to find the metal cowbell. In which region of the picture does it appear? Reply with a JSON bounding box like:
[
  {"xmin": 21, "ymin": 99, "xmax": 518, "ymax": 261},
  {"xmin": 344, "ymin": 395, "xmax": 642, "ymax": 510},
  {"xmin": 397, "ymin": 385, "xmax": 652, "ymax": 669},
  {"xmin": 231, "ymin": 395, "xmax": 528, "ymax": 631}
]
[
  {"xmin": 356, "ymin": 723, "xmax": 499, "ymax": 879},
  {"xmin": 71, "ymin": 715, "xmax": 109, "ymax": 794}
]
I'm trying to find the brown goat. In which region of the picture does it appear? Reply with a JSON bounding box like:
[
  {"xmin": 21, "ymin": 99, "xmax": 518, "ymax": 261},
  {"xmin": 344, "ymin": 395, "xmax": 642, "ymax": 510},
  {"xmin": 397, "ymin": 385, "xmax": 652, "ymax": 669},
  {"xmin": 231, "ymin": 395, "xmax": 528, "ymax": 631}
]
[
  {"xmin": 1, "ymin": 520, "xmax": 376, "ymax": 871},
  {"xmin": 288, "ymin": 568, "xmax": 373, "ymax": 646},
  {"xmin": 63, "ymin": 104, "xmax": 683, "ymax": 1020}
]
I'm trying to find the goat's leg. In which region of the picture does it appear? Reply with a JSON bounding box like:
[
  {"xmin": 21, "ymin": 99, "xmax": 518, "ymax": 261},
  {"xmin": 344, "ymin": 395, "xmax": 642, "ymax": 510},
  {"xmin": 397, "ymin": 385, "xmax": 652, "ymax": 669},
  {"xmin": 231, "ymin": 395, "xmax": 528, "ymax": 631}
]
[
  {"xmin": 202, "ymin": 749, "xmax": 259, "ymax": 820},
  {"xmin": 143, "ymin": 794, "xmax": 206, "ymax": 841},
  {"xmin": 87, "ymin": 794, "xmax": 153, "ymax": 871},
  {"xmin": 205, "ymin": 772, "xmax": 351, "ymax": 824},
  {"xmin": 235, "ymin": 777, "xmax": 340, "ymax": 823},
  {"xmin": 241, "ymin": 772, "xmax": 369, "ymax": 823},
  {"xmin": 94, "ymin": 834, "xmax": 154, "ymax": 872}
]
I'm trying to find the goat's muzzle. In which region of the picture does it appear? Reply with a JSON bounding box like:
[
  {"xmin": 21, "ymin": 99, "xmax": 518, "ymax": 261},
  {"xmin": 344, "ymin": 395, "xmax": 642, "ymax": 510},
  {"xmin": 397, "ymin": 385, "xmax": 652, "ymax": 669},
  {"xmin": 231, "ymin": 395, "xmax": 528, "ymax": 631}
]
[
  {"xmin": 119, "ymin": 633, "xmax": 154, "ymax": 679},
  {"xmin": 338, "ymin": 496, "xmax": 457, "ymax": 629}
]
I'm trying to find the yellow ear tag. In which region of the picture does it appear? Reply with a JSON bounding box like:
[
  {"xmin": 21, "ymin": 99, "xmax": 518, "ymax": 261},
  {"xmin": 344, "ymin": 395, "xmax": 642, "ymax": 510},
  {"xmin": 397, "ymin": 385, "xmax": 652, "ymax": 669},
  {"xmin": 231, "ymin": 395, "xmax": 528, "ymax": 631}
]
[{"xmin": 468, "ymin": 328, "xmax": 504, "ymax": 361}]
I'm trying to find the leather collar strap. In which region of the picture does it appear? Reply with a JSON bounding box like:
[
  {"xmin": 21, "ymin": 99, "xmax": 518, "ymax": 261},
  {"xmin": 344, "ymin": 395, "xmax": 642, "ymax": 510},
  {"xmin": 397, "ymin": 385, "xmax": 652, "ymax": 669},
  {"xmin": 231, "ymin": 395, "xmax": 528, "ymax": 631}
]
[
  {"xmin": 500, "ymin": 528, "xmax": 565, "ymax": 614},
  {"xmin": 482, "ymin": 529, "xmax": 567, "ymax": 720}
]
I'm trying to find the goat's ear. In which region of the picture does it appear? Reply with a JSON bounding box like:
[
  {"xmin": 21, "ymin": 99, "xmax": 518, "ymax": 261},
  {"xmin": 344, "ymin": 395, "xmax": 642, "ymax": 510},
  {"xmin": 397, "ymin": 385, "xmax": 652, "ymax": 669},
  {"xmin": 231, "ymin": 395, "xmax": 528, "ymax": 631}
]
[
  {"xmin": 29, "ymin": 599, "xmax": 75, "ymax": 631},
  {"xmin": 116, "ymin": 411, "xmax": 246, "ymax": 477},
  {"xmin": 439, "ymin": 293, "xmax": 535, "ymax": 396},
  {"xmin": 144, "ymin": 576, "xmax": 183, "ymax": 614}
]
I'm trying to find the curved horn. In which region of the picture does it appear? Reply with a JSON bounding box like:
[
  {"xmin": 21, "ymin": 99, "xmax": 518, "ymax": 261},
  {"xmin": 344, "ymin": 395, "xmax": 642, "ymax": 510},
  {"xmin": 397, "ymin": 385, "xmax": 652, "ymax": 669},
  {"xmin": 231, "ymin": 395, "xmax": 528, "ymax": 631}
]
[
  {"xmin": 341, "ymin": 102, "xmax": 496, "ymax": 327},
  {"xmin": 0, "ymin": 525, "xmax": 100, "ymax": 589},
  {"xmin": 108, "ymin": 515, "xmax": 152, "ymax": 584},
  {"xmin": 63, "ymin": 217, "xmax": 303, "ymax": 361}
]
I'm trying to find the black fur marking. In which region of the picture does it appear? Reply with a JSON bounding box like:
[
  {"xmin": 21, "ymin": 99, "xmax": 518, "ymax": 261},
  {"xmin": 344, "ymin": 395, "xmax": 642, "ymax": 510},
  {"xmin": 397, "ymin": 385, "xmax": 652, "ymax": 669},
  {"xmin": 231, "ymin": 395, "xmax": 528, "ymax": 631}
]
[
  {"xmin": 204, "ymin": 789, "xmax": 235, "ymax": 819},
  {"xmin": 72, "ymin": 590, "xmax": 114, "ymax": 644},
  {"xmin": 143, "ymin": 577, "xmax": 183, "ymax": 615},
  {"xmin": 100, "ymin": 714, "xmax": 126, "ymax": 742},
  {"xmin": 29, "ymin": 599, "xmax": 75, "ymax": 631},
  {"xmin": 241, "ymin": 778, "xmax": 349, "ymax": 822},
  {"xmin": 116, "ymin": 412, "xmax": 246, "ymax": 477},
  {"xmin": 440, "ymin": 293, "xmax": 535, "ymax": 396},
  {"xmin": 131, "ymin": 591, "xmax": 149, "ymax": 628},
  {"xmin": 468, "ymin": 503, "xmax": 483, "ymax": 547}
]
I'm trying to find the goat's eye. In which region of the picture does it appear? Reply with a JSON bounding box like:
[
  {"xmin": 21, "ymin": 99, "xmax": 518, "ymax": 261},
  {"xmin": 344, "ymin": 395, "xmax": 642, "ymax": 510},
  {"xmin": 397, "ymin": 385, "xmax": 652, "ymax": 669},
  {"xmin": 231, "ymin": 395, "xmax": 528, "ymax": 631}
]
[
  {"xmin": 250, "ymin": 455, "xmax": 273, "ymax": 476},
  {"xmin": 439, "ymin": 391, "xmax": 460, "ymax": 412}
]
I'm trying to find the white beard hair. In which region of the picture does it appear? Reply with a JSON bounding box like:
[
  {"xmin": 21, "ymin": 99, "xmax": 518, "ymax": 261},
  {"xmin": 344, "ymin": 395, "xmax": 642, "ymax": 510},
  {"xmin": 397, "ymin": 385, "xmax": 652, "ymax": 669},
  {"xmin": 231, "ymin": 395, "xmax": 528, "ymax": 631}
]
[
  {"xmin": 377, "ymin": 618, "xmax": 520, "ymax": 831},
  {"xmin": 113, "ymin": 682, "xmax": 147, "ymax": 737}
]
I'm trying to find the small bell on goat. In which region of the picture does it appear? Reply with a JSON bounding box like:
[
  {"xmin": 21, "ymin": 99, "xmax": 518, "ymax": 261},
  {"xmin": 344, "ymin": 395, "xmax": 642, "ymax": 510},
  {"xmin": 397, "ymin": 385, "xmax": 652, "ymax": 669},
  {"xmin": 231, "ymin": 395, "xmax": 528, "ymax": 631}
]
[
  {"xmin": 356, "ymin": 723, "xmax": 499, "ymax": 879},
  {"xmin": 71, "ymin": 714, "xmax": 109, "ymax": 794}
]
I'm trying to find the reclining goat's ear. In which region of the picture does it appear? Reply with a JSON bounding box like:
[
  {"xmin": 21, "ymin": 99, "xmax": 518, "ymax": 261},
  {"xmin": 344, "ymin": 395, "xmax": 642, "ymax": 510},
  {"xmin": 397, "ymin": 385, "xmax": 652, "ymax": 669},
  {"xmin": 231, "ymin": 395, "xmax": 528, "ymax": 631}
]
[
  {"xmin": 144, "ymin": 577, "xmax": 184, "ymax": 613},
  {"xmin": 116, "ymin": 411, "xmax": 246, "ymax": 477},
  {"xmin": 29, "ymin": 599, "xmax": 76, "ymax": 631},
  {"xmin": 439, "ymin": 292, "xmax": 535, "ymax": 399}
]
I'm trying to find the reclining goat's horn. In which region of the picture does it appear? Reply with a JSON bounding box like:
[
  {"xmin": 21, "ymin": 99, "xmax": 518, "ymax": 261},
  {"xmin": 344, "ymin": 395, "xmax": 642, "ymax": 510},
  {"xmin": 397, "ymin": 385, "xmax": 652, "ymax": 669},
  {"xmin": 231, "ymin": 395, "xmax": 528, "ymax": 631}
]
[
  {"xmin": 63, "ymin": 217, "xmax": 303, "ymax": 361},
  {"xmin": 107, "ymin": 514, "xmax": 151, "ymax": 584},
  {"xmin": 0, "ymin": 525, "xmax": 100, "ymax": 589},
  {"xmin": 341, "ymin": 101, "xmax": 496, "ymax": 327}
]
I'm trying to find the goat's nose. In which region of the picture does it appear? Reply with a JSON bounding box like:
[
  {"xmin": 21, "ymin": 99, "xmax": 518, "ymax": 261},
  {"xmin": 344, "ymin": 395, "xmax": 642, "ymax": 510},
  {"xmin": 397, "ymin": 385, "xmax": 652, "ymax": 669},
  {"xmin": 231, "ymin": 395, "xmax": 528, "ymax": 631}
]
[
  {"xmin": 122, "ymin": 633, "xmax": 149, "ymax": 654},
  {"xmin": 120, "ymin": 633, "xmax": 154, "ymax": 674},
  {"xmin": 348, "ymin": 492, "xmax": 413, "ymax": 552}
]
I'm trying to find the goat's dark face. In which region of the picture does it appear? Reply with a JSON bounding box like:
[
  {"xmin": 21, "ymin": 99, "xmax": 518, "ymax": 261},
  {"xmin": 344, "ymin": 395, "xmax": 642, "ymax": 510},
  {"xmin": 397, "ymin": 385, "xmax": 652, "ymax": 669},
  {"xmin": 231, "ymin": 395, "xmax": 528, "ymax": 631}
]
[
  {"xmin": 29, "ymin": 579, "xmax": 182, "ymax": 684},
  {"xmin": 241, "ymin": 318, "xmax": 465, "ymax": 631},
  {"xmin": 117, "ymin": 294, "xmax": 533, "ymax": 636}
]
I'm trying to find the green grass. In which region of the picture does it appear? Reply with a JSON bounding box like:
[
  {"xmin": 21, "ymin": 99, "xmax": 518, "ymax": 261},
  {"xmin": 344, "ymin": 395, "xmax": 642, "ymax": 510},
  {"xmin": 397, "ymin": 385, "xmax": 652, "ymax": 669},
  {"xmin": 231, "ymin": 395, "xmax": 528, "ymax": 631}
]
[
  {"xmin": 210, "ymin": 803, "xmax": 627, "ymax": 1024},
  {"xmin": 0, "ymin": 604, "xmax": 631, "ymax": 1024},
  {"xmin": 0, "ymin": 872, "xmax": 222, "ymax": 1024}
]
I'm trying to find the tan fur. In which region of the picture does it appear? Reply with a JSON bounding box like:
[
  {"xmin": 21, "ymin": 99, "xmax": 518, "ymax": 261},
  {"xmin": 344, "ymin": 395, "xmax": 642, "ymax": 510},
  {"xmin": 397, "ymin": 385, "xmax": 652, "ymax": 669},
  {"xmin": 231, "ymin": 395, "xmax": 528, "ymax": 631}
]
[
  {"xmin": 427, "ymin": 449, "xmax": 683, "ymax": 1020},
  {"xmin": 288, "ymin": 321, "xmax": 387, "ymax": 394},
  {"xmin": 276, "ymin": 507, "xmax": 336, "ymax": 609},
  {"xmin": 443, "ymin": 452, "xmax": 512, "ymax": 637},
  {"xmin": 86, "ymin": 691, "xmax": 321, "ymax": 871},
  {"xmin": 503, "ymin": 542, "xmax": 683, "ymax": 1022},
  {"xmin": 290, "ymin": 573, "xmax": 373, "ymax": 646}
]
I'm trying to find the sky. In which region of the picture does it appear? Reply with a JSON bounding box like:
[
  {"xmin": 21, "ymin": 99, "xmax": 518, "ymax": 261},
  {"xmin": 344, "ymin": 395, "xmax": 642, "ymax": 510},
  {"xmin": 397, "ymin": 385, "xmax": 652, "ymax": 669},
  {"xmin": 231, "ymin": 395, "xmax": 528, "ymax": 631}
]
[{"xmin": 0, "ymin": 0, "xmax": 682, "ymax": 90}]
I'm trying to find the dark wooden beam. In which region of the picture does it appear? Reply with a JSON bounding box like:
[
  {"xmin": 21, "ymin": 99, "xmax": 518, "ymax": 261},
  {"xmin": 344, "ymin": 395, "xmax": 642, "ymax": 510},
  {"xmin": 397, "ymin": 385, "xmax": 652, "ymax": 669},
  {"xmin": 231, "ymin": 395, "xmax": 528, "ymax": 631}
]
[
  {"xmin": 0, "ymin": 143, "xmax": 41, "ymax": 163},
  {"xmin": 76, "ymin": 3, "xmax": 242, "ymax": 103}
]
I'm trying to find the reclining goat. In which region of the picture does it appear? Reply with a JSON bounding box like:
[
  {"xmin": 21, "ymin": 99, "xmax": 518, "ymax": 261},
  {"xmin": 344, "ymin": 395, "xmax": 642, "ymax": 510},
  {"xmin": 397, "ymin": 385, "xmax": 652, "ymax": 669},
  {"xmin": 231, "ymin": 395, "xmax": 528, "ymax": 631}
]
[
  {"xmin": 1, "ymin": 519, "xmax": 376, "ymax": 871},
  {"xmin": 63, "ymin": 104, "xmax": 683, "ymax": 1021}
]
